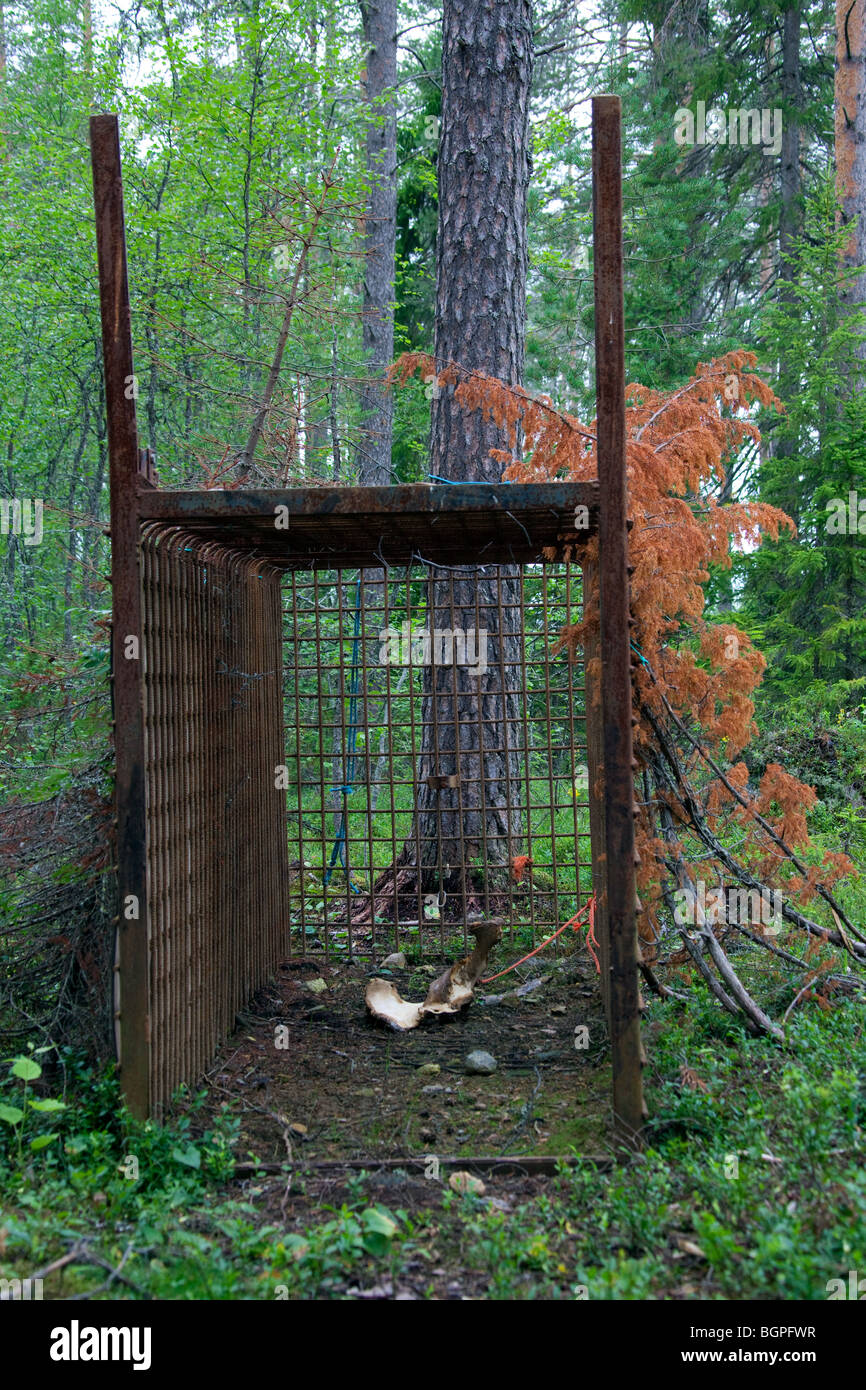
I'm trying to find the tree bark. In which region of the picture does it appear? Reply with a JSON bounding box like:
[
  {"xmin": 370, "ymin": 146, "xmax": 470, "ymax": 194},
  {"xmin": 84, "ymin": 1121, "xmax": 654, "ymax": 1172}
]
[
  {"xmin": 357, "ymin": 0, "xmax": 397, "ymax": 487},
  {"xmin": 412, "ymin": 0, "xmax": 534, "ymax": 895}
]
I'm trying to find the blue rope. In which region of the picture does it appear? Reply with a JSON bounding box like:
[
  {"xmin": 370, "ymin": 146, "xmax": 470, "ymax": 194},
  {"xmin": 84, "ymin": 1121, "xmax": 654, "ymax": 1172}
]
[
  {"xmin": 324, "ymin": 577, "xmax": 363, "ymax": 893},
  {"xmin": 428, "ymin": 475, "xmax": 498, "ymax": 485}
]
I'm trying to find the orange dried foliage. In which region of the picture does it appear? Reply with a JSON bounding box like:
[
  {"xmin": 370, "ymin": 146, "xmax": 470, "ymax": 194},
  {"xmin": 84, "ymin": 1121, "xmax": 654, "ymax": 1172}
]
[
  {"xmin": 510, "ymin": 854, "xmax": 533, "ymax": 882},
  {"xmin": 391, "ymin": 350, "xmax": 858, "ymax": 927}
]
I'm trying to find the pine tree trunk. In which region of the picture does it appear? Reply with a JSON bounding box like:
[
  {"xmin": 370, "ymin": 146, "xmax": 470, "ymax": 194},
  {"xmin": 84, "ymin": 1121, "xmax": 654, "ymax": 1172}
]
[
  {"xmin": 357, "ymin": 0, "xmax": 397, "ymax": 487},
  {"xmin": 411, "ymin": 0, "xmax": 533, "ymax": 896}
]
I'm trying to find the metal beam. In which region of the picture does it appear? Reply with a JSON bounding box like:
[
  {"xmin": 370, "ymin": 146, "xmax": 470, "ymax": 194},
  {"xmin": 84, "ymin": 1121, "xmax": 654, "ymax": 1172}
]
[
  {"xmin": 592, "ymin": 95, "xmax": 645, "ymax": 1144},
  {"xmin": 90, "ymin": 113, "xmax": 150, "ymax": 1118},
  {"xmin": 137, "ymin": 482, "xmax": 600, "ymax": 569}
]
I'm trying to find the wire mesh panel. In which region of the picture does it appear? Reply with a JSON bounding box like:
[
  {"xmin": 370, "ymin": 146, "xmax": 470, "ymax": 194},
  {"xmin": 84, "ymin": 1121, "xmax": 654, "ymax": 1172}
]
[
  {"xmin": 139, "ymin": 525, "xmax": 290, "ymax": 1112},
  {"xmin": 282, "ymin": 562, "xmax": 590, "ymax": 961}
]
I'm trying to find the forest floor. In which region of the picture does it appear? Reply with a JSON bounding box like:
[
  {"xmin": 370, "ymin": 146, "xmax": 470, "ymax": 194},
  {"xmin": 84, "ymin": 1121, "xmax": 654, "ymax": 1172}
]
[
  {"xmin": 2, "ymin": 924, "xmax": 864, "ymax": 1301},
  {"xmin": 192, "ymin": 948, "xmax": 612, "ymax": 1298}
]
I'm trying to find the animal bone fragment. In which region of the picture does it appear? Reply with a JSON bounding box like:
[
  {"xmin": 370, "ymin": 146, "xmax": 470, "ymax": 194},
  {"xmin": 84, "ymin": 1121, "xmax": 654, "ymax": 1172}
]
[{"xmin": 365, "ymin": 922, "xmax": 502, "ymax": 1031}]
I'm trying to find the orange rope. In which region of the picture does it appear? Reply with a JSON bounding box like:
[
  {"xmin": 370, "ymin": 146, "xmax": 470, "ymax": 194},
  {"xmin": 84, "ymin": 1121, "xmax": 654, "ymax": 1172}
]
[{"xmin": 480, "ymin": 894, "xmax": 599, "ymax": 983}]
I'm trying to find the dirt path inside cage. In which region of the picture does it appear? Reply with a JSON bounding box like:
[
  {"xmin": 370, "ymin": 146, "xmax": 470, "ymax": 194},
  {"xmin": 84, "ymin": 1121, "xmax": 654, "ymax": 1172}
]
[{"xmin": 196, "ymin": 948, "xmax": 610, "ymax": 1175}]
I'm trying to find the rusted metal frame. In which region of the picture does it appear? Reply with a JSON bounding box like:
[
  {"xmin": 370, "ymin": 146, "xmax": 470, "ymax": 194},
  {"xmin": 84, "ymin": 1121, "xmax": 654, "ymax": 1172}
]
[
  {"xmin": 565, "ymin": 565, "xmax": 585, "ymax": 919},
  {"xmin": 169, "ymin": 534, "xmax": 188, "ymax": 1098},
  {"xmin": 203, "ymin": 539, "xmax": 227, "ymax": 1060},
  {"xmin": 183, "ymin": 531, "xmax": 207, "ymax": 1090},
  {"xmin": 137, "ymin": 527, "xmax": 278, "ymax": 1110},
  {"xmin": 539, "ymin": 565, "xmax": 562, "ymax": 933},
  {"xmin": 253, "ymin": 558, "xmax": 276, "ymax": 991},
  {"xmin": 264, "ymin": 563, "xmax": 285, "ymax": 973},
  {"xmin": 298, "ymin": 570, "xmax": 315, "ymax": 948},
  {"xmin": 525, "ymin": 569, "xmax": 544, "ymax": 939},
  {"xmin": 324, "ymin": 574, "xmax": 344, "ymax": 954},
  {"xmin": 406, "ymin": 578, "xmax": 425, "ymax": 941},
  {"xmin": 144, "ymin": 530, "xmax": 184, "ymax": 1105},
  {"xmin": 354, "ymin": 572, "xmax": 377, "ymax": 945},
  {"xmin": 236, "ymin": 551, "xmax": 253, "ymax": 1007},
  {"xmin": 152, "ymin": 530, "xmax": 171, "ymax": 1103},
  {"xmin": 312, "ymin": 570, "xmax": 333, "ymax": 955},
  {"xmin": 239, "ymin": 553, "xmax": 257, "ymax": 999},
  {"xmin": 90, "ymin": 113, "xmax": 150, "ymax": 1118},
  {"xmin": 382, "ymin": 575, "xmax": 400, "ymax": 949},
  {"xmin": 89, "ymin": 111, "xmax": 615, "ymax": 1114},
  {"xmin": 396, "ymin": 574, "xmax": 415, "ymax": 941},
  {"xmin": 258, "ymin": 564, "xmax": 273, "ymax": 985},
  {"xmin": 231, "ymin": 549, "xmax": 253, "ymax": 1009},
  {"xmin": 218, "ymin": 553, "xmax": 239, "ymax": 1034},
  {"xmin": 139, "ymin": 482, "xmax": 599, "ymax": 523},
  {"xmin": 567, "ymin": 564, "xmax": 586, "ymax": 911},
  {"xmin": 249, "ymin": 555, "xmax": 268, "ymax": 998},
  {"xmin": 141, "ymin": 530, "xmax": 162, "ymax": 1106},
  {"xmin": 136, "ymin": 483, "xmax": 601, "ymax": 571},
  {"xmin": 142, "ymin": 529, "xmax": 287, "ymax": 1112},
  {"xmin": 266, "ymin": 565, "xmax": 282, "ymax": 980},
  {"xmin": 518, "ymin": 572, "xmax": 537, "ymax": 943},
  {"xmin": 345, "ymin": 571, "xmax": 364, "ymax": 950},
  {"xmin": 279, "ymin": 561, "xmax": 589, "ymax": 956},
  {"xmin": 427, "ymin": 573, "xmax": 447, "ymax": 947},
  {"xmin": 592, "ymin": 95, "xmax": 645, "ymax": 1142},
  {"xmin": 583, "ymin": 556, "xmax": 610, "ymax": 1019},
  {"xmin": 493, "ymin": 571, "xmax": 517, "ymax": 935},
  {"xmin": 169, "ymin": 534, "xmax": 190, "ymax": 1093},
  {"xmin": 226, "ymin": 551, "xmax": 244, "ymax": 1032},
  {"xmin": 273, "ymin": 566, "xmax": 292, "ymax": 966},
  {"xmin": 210, "ymin": 542, "xmax": 233, "ymax": 1045},
  {"xmin": 509, "ymin": 572, "xmax": 532, "ymax": 936},
  {"xmin": 233, "ymin": 554, "xmax": 251, "ymax": 998},
  {"xmin": 156, "ymin": 533, "xmax": 173, "ymax": 1101},
  {"xmin": 286, "ymin": 574, "xmax": 306, "ymax": 960},
  {"xmin": 470, "ymin": 573, "xmax": 490, "ymax": 931}
]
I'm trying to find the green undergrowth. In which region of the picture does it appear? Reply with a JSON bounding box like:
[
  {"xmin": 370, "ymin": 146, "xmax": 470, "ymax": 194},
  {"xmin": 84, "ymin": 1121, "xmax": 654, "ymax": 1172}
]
[{"xmin": 0, "ymin": 989, "xmax": 863, "ymax": 1299}]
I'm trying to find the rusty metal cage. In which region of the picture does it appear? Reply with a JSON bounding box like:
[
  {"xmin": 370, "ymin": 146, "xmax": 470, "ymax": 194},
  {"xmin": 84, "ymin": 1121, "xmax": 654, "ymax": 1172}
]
[{"xmin": 91, "ymin": 101, "xmax": 643, "ymax": 1135}]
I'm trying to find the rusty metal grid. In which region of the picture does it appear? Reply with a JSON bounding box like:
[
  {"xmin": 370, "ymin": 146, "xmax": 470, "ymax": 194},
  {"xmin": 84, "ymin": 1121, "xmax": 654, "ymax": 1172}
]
[
  {"xmin": 139, "ymin": 524, "xmax": 291, "ymax": 1112},
  {"xmin": 93, "ymin": 98, "xmax": 642, "ymax": 1131},
  {"xmin": 282, "ymin": 562, "xmax": 592, "ymax": 961}
]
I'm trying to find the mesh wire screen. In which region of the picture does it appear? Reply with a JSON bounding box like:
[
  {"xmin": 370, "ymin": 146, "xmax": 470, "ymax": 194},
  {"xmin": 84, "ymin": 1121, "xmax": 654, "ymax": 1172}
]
[
  {"xmin": 282, "ymin": 562, "xmax": 591, "ymax": 960},
  {"xmin": 140, "ymin": 527, "xmax": 290, "ymax": 1109}
]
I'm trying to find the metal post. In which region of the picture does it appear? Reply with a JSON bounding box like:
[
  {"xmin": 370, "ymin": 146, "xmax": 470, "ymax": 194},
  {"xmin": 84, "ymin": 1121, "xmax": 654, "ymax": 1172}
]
[
  {"xmin": 592, "ymin": 95, "xmax": 645, "ymax": 1143},
  {"xmin": 582, "ymin": 557, "xmax": 610, "ymax": 1019},
  {"xmin": 90, "ymin": 113, "xmax": 150, "ymax": 1118}
]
